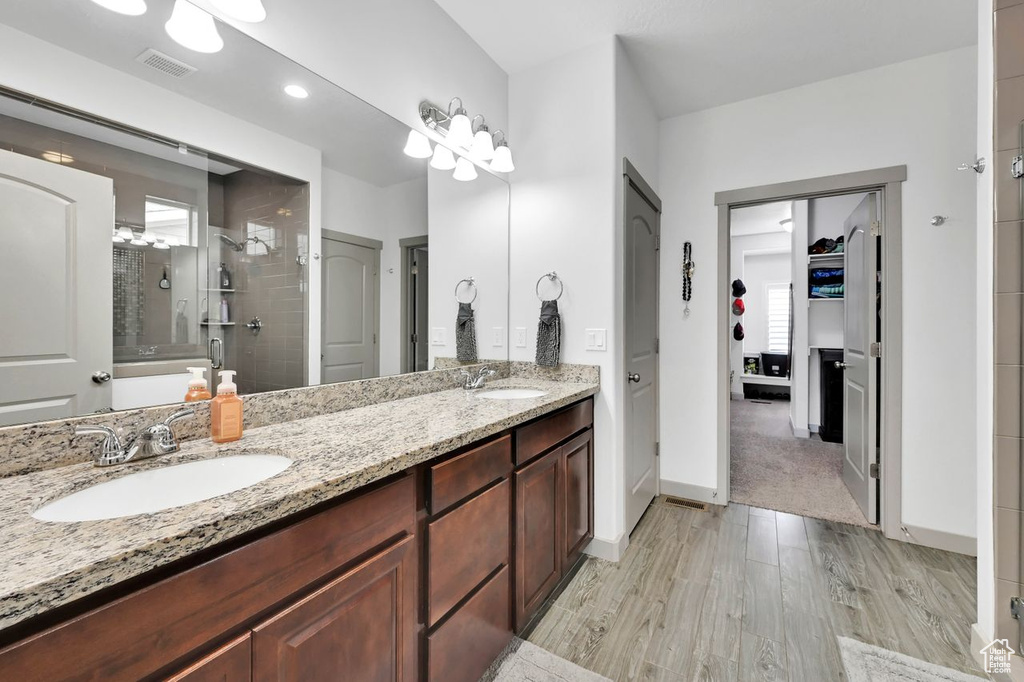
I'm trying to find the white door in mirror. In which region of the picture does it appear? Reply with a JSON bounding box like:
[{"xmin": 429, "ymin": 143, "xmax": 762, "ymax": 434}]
[{"xmin": 33, "ymin": 454, "xmax": 292, "ymax": 522}]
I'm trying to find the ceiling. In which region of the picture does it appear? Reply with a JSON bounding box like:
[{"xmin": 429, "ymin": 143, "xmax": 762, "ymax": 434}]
[
  {"xmin": 730, "ymin": 202, "xmax": 791, "ymax": 237},
  {"xmin": 433, "ymin": 0, "xmax": 977, "ymax": 118},
  {"xmin": 0, "ymin": 0, "xmax": 423, "ymax": 186}
]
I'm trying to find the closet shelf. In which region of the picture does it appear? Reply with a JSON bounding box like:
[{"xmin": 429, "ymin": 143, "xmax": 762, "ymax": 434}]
[
  {"xmin": 203, "ymin": 288, "xmax": 236, "ymax": 293},
  {"xmin": 201, "ymin": 321, "xmax": 235, "ymax": 327},
  {"xmin": 807, "ymin": 253, "xmax": 844, "ymax": 265},
  {"xmin": 809, "ymin": 297, "xmax": 844, "ymax": 303}
]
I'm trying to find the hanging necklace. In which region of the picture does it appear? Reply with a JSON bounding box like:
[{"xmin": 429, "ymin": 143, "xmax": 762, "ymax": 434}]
[{"xmin": 682, "ymin": 241, "xmax": 694, "ymax": 317}]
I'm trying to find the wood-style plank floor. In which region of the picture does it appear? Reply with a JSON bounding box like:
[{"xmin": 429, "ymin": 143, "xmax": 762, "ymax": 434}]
[{"xmin": 527, "ymin": 498, "xmax": 984, "ymax": 682}]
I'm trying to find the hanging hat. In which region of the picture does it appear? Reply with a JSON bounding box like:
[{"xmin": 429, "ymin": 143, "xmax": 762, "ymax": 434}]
[
  {"xmin": 732, "ymin": 298, "xmax": 745, "ymax": 316},
  {"xmin": 731, "ymin": 279, "xmax": 746, "ymax": 297},
  {"xmin": 733, "ymin": 322, "xmax": 745, "ymax": 340}
]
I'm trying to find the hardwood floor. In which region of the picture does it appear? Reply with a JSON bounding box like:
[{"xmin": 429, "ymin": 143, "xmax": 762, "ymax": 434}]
[{"xmin": 526, "ymin": 498, "xmax": 983, "ymax": 682}]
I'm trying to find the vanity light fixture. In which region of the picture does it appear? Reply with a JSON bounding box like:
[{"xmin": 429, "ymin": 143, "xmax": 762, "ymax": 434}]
[
  {"xmin": 153, "ymin": 239, "xmax": 171, "ymax": 250},
  {"xmin": 489, "ymin": 131, "xmax": 515, "ymax": 173},
  {"xmin": 284, "ymin": 84, "xmax": 309, "ymax": 99},
  {"xmin": 210, "ymin": 0, "xmax": 266, "ymax": 22},
  {"xmin": 429, "ymin": 144, "xmax": 457, "ymax": 171},
  {"xmin": 116, "ymin": 226, "xmax": 134, "ymax": 240},
  {"xmin": 446, "ymin": 98, "xmax": 473, "ymax": 149},
  {"xmin": 453, "ymin": 156, "xmax": 478, "ymax": 182},
  {"xmin": 165, "ymin": 0, "xmax": 224, "ymax": 54},
  {"xmin": 469, "ymin": 115, "xmax": 495, "ymax": 161},
  {"xmin": 403, "ymin": 130, "xmax": 433, "ymax": 159},
  {"xmin": 90, "ymin": 0, "xmax": 147, "ymax": 15}
]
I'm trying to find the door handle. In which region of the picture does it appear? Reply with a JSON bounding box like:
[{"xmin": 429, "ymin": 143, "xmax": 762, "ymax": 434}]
[
  {"xmin": 91, "ymin": 371, "xmax": 112, "ymax": 384},
  {"xmin": 834, "ymin": 361, "xmax": 848, "ymax": 370},
  {"xmin": 628, "ymin": 372, "xmax": 641, "ymax": 383}
]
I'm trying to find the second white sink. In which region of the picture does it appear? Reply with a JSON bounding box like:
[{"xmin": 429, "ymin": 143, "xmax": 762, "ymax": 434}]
[
  {"xmin": 476, "ymin": 388, "xmax": 549, "ymax": 400},
  {"xmin": 32, "ymin": 454, "xmax": 292, "ymax": 523}
]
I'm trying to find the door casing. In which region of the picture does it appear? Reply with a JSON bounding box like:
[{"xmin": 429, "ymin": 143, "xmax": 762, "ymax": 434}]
[{"xmin": 714, "ymin": 166, "xmax": 905, "ymax": 542}]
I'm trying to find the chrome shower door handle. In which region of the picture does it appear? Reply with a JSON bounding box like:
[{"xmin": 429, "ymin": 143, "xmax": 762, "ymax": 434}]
[
  {"xmin": 209, "ymin": 337, "xmax": 223, "ymax": 369},
  {"xmin": 628, "ymin": 372, "xmax": 641, "ymax": 383}
]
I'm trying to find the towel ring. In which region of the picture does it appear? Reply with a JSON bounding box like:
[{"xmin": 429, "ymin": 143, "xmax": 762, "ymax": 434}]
[
  {"xmin": 536, "ymin": 272, "xmax": 564, "ymax": 301},
  {"xmin": 454, "ymin": 277, "xmax": 478, "ymax": 304}
]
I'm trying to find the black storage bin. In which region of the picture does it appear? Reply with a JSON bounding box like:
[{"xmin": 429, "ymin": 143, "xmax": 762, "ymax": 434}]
[
  {"xmin": 819, "ymin": 349, "xmax": 844, "ymax": 443},
  {"xmin": 760, "ymin": 352, "xmax": 789, "ymax": 378}
]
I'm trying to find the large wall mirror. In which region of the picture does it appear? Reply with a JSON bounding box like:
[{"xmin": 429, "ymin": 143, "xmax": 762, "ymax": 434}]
[{"xmin": 0, "ymin": 0, "xmax": 510, "ymax": 427}]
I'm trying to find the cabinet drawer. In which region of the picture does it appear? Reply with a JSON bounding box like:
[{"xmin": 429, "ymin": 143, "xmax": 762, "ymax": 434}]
[
  {"xmin": 515, "ymin": 399, "xmax": 593, "ymax": 466},
  {"xmin": 0, "ymin": 474, "xmax": 416, "ymax": 681},
  {"xmin": 427, "ymin": 479, "xmax": 510, "ymax": 626},
  {"xmin": 427, "ymin": 566, "xmax": 511, "ymax": 682},
  {"xmin": 165, "ymin": 633, "xmax": 252, "ymax": 682},
  {"xmin": 429, "ymin": 435, "xmax": 511, "ymax": 515}
]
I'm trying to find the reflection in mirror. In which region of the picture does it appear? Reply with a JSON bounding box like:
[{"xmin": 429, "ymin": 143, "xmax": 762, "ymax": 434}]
[{"xmin": 0, "ymin": 0, "xmax": 509, "ymax": 427}]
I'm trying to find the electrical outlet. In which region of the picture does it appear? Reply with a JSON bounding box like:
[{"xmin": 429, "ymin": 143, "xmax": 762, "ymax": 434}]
[
  {"xmin": 585, "ymin": 328, "xmax": 607, "ymax": 351},
  {"xmin": 492, "ymin": 327, "xmax": 505, "ymax": 347},
  {"xmin": 515, "ymin": 327, "xmax": 528, "ymax": 348},
  {"xmin": 430, "ymin": 327, "xmax": 447, "ymax": 346}
]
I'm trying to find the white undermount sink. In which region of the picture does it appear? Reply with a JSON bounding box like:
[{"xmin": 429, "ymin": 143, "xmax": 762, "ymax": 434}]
[
  {"xmin": 32, "ymin": 454, "xmax": 292, "ymax": 523},
  {"xmin": 475, "ymin": 388, "xmax": 549, "ymax": 400}
]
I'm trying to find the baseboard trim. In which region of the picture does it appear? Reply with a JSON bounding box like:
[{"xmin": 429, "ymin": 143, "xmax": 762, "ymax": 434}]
[
  {"xmin": 731, "ymin": 391, "xmax": 744, "ymax": 400},
  {"xmin": 899, "ymin": 523, "xmax": 977, "ymax": 556},
  {"xmin": 660, "ymin": 478, "xmax": 722, "ymax": 505},
  {"xmin": 972, "ymin": 622, "xmax": 1020, "ymax": 681},
  {"xmin": 585, "ymin": 531, "xmax": 628, "ymax": 562},
  {"xmin": 788, "ymin": 414, "xmax": 810, "ymax": 439}
]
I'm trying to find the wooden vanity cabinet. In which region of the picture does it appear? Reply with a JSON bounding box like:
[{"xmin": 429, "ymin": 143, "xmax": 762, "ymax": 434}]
[{"xmin": 513, "ymin": 400, "xmax": 595, "ymax": 632}]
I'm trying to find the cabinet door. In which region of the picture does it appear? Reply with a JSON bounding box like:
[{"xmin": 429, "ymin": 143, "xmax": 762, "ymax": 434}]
[
  {"xmin": 514, "ymin": 447, "xmax": 562, "ymax": 631},
  {"xmin": 165, "ymin": 633, "xmax": 252, "ymax": 682},
  {"xmin": 561, "ymin": 429, "xmax": 594, "ymax": 570},
  {"xmin": 252, "ymin": 535, "xmax": 416, "ymax": 682}
]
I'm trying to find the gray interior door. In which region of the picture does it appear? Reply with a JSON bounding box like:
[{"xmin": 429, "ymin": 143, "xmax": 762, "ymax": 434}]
[
  {"xmin": 841, "ymin": 193, "xmax": 879, "ymax": 524},
  {"xmin": 321, "ymin": 236, "xmax": 379, "ymax": 383},
  {"xmin": 624, "ymin": 177, "xmax": 660, "ymax": 535},
  {"xmin": 0, "ymin": 148, "xmax": 114, "ymax": 426}
]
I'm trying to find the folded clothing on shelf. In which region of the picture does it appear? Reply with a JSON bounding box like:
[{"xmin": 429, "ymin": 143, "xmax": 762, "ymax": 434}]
[
  {"xmin": 810, "ymin": 284, "xmax": 845, "ymax": 298},
  {"xmin": 809, "ymin": 267, "xmax": 844, "ymax": 285}
]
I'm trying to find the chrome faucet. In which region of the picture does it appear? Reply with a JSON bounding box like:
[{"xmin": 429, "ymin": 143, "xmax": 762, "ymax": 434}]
[
  {"xmin": 74, "ymin": 408, "xmax": 195, "ymax": 467},
  {"xmin": 460, "ymin": 366, "xmax": 497, "ymax": 390}
]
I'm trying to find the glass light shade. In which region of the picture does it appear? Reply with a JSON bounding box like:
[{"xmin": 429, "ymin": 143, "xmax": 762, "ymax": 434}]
[
  {"xmin": 116, "ymin": 227, "xmax": 134, "ymax": 240},
  {"xmin": 210, "ymin": 0, "xmax": 266, "ymax": 22},
  {"xmin": 489, "ymin": 143, "xmax": 515, "ymax": 173},
  {"xmin": 447, "ymin": 113, "xmax": 473, "ymax": 149},
  {"xmin": 153, "ymin": 240, "xmax": 171, "ymax": 250},
  {"xmin": 129, "ymin": 237, "xmax": 148, "ymax": 246},
  {"xmin": 403, "ymin": 130, "xmax": 433, "ymax": 159},
  {"xmin": 165, "ymin": 0, "xmax": 224, "ymax": 54},
  {"xmin": 429, "ymin": 145, "xmax": 457, "ymax": 171},
  {"xmin": 112, "ymin": 233, "xmax": 126, "ymax": 243},
  {"xmin": 782, "ymin": 221, "xmax": 793, "ymax": 233},
  {"xmin": 470, "ymin": 130, "xmax": 495, "ymax": 161},
  {"xmin": 453, "ymin": 157, "xmax": 478, "ymax": 182},
  {"xmin": 90, "ymin": 0, "xmax": 147, "ymax": 15}
]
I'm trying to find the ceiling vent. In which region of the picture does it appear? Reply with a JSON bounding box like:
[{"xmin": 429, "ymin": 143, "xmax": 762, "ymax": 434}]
[{"xmin": 135, "ymin": 49, "xmax": 197, "ymax": 79}]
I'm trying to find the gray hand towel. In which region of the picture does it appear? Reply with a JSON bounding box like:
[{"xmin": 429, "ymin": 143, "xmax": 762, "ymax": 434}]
[
  {"xmin": 535, "ymin": 300, "xmax": 561, "ymax": 367},
  {"xmin": 456, "ymin": 302, "xmax": 478, "ymax": 363}
]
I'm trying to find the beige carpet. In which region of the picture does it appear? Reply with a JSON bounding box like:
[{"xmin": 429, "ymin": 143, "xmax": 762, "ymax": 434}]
[
  {"xmin": 481, "ymin": 638, "xmax": 612, "ymax": 682},
  {"xmin": 838, "ymin": 637, "xmax": 988, "ymax": 681},
  {"xmin": 730, "ymin": 398, "xmax": 871, "ymax": 527}
]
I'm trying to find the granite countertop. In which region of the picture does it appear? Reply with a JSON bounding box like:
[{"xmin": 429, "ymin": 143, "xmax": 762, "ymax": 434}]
[{"xmin": 0, "ymin": 378, "xmax": 598, "ymax": 632}]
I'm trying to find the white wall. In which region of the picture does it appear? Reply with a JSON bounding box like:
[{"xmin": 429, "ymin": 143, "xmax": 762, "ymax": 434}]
[
  {"xmin": 322, "ymin": 169, "xmax": 427, "ymax": 377},
  {"xmin": 428, "ymin": 168, "xmax": 509, "ymax": 365},
  {"xmin": 740, "ymin": 252, "xmax": 791, "ymax": 356},
  {"xmin": 659, "ymin": 47, "xmax": 979, "ymax": 541},
  {"xmin": 192, "ymin": 0, "xmax": 508, "ymax": 136},
  {"xmin": 975, "ymin": 0, "xmax": 996, "ymax": 642}
]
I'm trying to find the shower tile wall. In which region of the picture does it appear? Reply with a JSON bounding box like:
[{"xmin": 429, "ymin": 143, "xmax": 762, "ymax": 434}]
[
  {"xmin": 221, "ymin": 170, "xmax": 309, "ymax": 394},
  {"xmin": 993, "ymin": 0, "xmax": 1024, "ymax": 647}
]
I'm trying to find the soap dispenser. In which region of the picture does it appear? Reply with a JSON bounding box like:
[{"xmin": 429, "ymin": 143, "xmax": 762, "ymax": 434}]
[
  {"xmin": 211, "ymin": 370, "xmax": 243, "ymax": 443},
  {"xmin": 184, "ymin": 366, "xmax": 212, "ymax": 402}
]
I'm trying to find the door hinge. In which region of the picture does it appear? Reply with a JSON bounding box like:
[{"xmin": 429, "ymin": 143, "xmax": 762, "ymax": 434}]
[
  {"xmin": 373, "ymin": 333, "xmax": 377, "ymax": 344},
  {"xmin": 655, "ymin": 338, "xmax": 660, "ymax": 354},
  {"xmin": 411, "ymin": 333, "xmax": 418, "ymax": 343},
  {"xmin": 1011, "ymin": 596, "xmax": 1024, "ymax": 620},
  {"xmin": 1012, "ymin": 155, "xmax": 1023, "ymax": 180},
  {"xmin": 870, "ymin": 342, "xmax": 881, "ymax": 358},
  {"xmin": 655, "ymin": 442, "xmax": 660, "ymax": 457},
  {"xmin": 655, "ymin": 234, "xmax": 661, "ymax": 251},
  {"xmin": 870, "ymin": 221, "xmax": 882, "ymax": 237},
  {"xmin": 869, "ymin": 462, "xmax": 880, "ymax": 479}
]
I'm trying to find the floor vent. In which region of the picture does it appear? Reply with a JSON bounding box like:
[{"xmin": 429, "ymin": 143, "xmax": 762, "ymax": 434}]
[
  {"xmin": 751, "ymin": 399, "xmax": 772, "ymax": 405},
  {"xmin": 136, "ymin": 49, "xmax": 197, "ymax": 79},
  {"xmin": 664, "ymin": 496, "xmax": 708, "ymax": 512}
]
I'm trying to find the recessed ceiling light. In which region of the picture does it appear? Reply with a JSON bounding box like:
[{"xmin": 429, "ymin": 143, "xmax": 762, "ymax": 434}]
[
  {"xmin": 90, "ymin": 0, "xmax": 147, "ymax": 16},
  {"xmin": 165, "ymin": 0, "xmax": 224, "ymax": 54},
  {"xmin": 211, "ymin": 0, "xmax": 266, "ymax": 23},
  {"xmin": 284, "ymin": 84, "xmax": 309, "ymax": 99}
]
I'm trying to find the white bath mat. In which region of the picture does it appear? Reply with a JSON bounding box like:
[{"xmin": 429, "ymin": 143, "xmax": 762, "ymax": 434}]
[
  {"xmin": 481, "ymin": 638, "xmax": 612, "ymax": 682},
  {"xmin": 838, "ymin": 637, "xmax": 988, "ymax": 681}
]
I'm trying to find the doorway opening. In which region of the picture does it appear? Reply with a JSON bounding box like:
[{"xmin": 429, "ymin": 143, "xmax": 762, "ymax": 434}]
[
  {"xmin": 400, "ymin": 236, "xmax": 429, "ymax": 374},
  {"xmin": 716, "ymin": 166, "xmax": 905, "ymax": 537}
]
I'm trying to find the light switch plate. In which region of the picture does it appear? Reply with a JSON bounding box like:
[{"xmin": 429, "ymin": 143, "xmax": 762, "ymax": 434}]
[
  {"xmin": 430, "ymin": 327, "xmax": 447, "ymax": 346},
  {"xmin": 585, "ymin": 328, "xmax": 607, "ymax": 351},
  {"xmin": 515, "ymin": 327, "xmax": 528, "ymax": 348},
  {"xmin": 492, "ymin": 327, "xmax": 505, "ymax": 347}
]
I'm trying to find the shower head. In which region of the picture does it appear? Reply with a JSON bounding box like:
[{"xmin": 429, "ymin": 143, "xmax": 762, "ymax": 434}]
[
  {"xmin": 215, "ymin": 233, "xmax": 277, "ymax": 254},
  {"xmin": 215, "ymin": 233, "xmax": 243, "ymax": 251}
]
